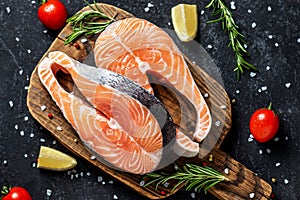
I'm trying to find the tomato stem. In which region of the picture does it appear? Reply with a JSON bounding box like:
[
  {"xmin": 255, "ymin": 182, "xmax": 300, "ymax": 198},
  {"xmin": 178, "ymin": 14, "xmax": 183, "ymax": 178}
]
[
  {"xmin": 41, "ymin": 0, "xmax": 47, "ymax": 4},
  {"xmin": 1, "ymin": 186, "xmax": 10, "ymax": 196},
  {"xmin": 267, "ymin": 102, "xmax": 272, "ymax": 110}
]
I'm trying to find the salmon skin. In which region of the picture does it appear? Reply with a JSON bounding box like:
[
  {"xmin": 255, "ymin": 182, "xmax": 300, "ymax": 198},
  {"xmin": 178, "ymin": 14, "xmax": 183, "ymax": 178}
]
[
  {"xmin": 38, "ymin": 51, "xmax": 177, "ymax": 174},
  {"xmin": 94, "ymin": 17, "xmax": 212, "ymax": 157}
]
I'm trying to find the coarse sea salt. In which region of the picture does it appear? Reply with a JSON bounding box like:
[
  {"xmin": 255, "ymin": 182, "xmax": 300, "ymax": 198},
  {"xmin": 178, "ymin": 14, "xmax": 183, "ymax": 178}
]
[
  {"xmin": 285, "ymin": 82, "xmax": 291, "ymax": 88},
  {"xmin": 249, "ymin": 192, "xmax": 255, "ymax": 198},
  {"xmin": 57, "ymin": 126, "xmax": 62, "ymax": 131},
  {"xmin": 275, "ymin": 162, "xmax": 281, "ymax": 167},
  {"xmin": 46, "ymin": 189, "xmax": 52, "ymax": 196},
  {"xmin": 207, "ymin": 44, "xmax": 213, "ymax": 49},
  {"xmin": 224, "ymin": 168, "xmax": 229, "ymax": 174},
  {"xmin": 27, "ymin": 49, "xmax": 31, "ymax": 54},
  {"xmin": 275, "ymin": 42, "xmax": 279, "ymax": 47},
  {"xmin": 247, "ymin": 9, "xmax": 252, "ymax": 13},
  {"xmin": 81, "ymin": 38, "xmax": 88, "ymax": 43},
  {"xmin": 250, "ymin": 72, "xmax": 256, "ymax": 77},
  {"xmin": 200, "ymin": 10, "xmax": 205, "ymax": 15},
  {"xmin": 297, "ymin": 38, "xmax": 300, "ymax": 43},
  {"xmin": 9, "ymin": 100, "xmax": 14, "ymax": 108},
  {"xmin": 147, "ymin": 2, "xmax": 154, "ymax": 7},
  {"xmin": 144, "ymin": 7, "xmax": 150, "ymax": 12},
  {"xmin": 24, "ymin": 116, "xmax": 29, "ymax": 121},
  {"xmin": 267, "ymin": 6, "xmax": 272, "ymax": 12},
  {"xmin": 284, "ymin": 179, "xmax": 289, "ymax": 184},
  {"xmin": 268, "ymin": 35, "xmax": 273, "ymax": 39},
  {"xmin": 31, "ymin": 1, "xmax": 36, "ymax": 4},
  {"xmin": 190, "ymin": 192, "xmax": 196, "ymax": 198},
  {"xmin": 261, "ymin": 86, "xmax": 268, "ymax": 91},
  {"xmin": 20, "ymin": 131, "xmax": 25, "ymax": 136},
  {"xmin": 41, "ymin": 105, "xmax": 47, "ymax": 111},
  {"xmin": 251, "ymin": 22, "xmax": 257, "ymax": 28},
  {"xmin": 113, "ymin": 195, "xmax": 118, "ymax": 200},
  {"xmin": 15, "ymin": 124, "xmax": 19, "ymax": 130},
  {"xmin": 266, "ymin": 65, "xmax": 271, "ymax": 70},
  {"xmin": 6, "ymin": 7, "xmax": 11, "ymax": 14}
]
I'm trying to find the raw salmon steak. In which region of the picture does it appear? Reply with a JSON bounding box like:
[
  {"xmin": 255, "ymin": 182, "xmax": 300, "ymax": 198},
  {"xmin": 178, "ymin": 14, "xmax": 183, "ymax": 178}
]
[
  {"xmin": 38, "ymin": 51, "xmax": 176, "ymax": 174},
  {"xmin": 94, "ymin": 17, "xmax": 212, "ymax": 157}
]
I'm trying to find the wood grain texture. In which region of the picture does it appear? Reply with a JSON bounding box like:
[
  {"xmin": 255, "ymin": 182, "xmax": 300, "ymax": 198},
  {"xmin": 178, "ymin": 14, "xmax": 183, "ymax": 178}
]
[{"xmin": 26, "ymin": 3, "xmax": 272, "ymax": 199}]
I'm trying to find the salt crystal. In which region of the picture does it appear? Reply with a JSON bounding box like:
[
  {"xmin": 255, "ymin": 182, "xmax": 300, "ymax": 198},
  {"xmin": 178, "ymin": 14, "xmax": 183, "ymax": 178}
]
[
  {"xmin": 32, "ymin": 162, "xmax": 36, "ymax": 168},
  {"xmin": 15, "ymin": 37, "xmax": 20, "ymax": 42},
  {"xmin": 147, "ymin": 3, "xmax": 154, "ymax": 7},
  {"xmin": 204, "ymin": 93, "xmax": 209, "ymax": 98},
  {"xmin": 274, "ymin": 42, "xmax": 279, "ymax": 47},
  {"xmin": 224, "ymin": 168, "xmax": 229, "ymax": 174},
  {"xmin": 230, "ymin": 1, "xmax": 236, "ymax": 10},
  {"xmin": 81, "ymin": 38, "xmax": 88, "ymax": 43},
  {"xmin": 200, "ymin": 10, "xmax": 205, "ymax": 15},
  {"xmin": 261, "ymin": 86, "xmax": 268, "ymax": 91},
  {"xmin": 101, "ymin": 181, "xmax": 106, "ymax": 185},
  {"xmin": 6, "ymin": 7, "xmax": 11, "ymax": 14},
  {"xmin": 41, "ymin": 105, "xmax": 47, "ymax": 111},
  {"xmin": 236, "ymin": 89, "xmax": 240, "ymax": 94},
  {"xmin": 43, "ymin": 30, "xmax": 48, "ymax": 34},
  {"xmin": 163, "ymin": 182, "xmax": 170, "ymax": 188},
  {"xmin": 249, "ymin": 134, "xmax": 254, "ymax": 138},
  {"xmin": 80, "ymin": 172, "xmax": 84, "ymax": 177},
  {"xmin": 31, "ymin": 1, "xmax": 36, "ymax": 4},
  {"xmin": 275, "ymin": 162, "xmax": 281, "ymax": 167},
  {"xmin": 52, "ymin": 140, "xmax": 56, "ymax": 144},
  {"xmin": 207, "ymin": 44, "xmax": 213, "ymax": 49},
  {"xmin": 57, "ymin": 126, "xmax": 62, "ymax": 131},
  {"xmin": 3, "ymin": 160, "xmax": 8, "ymax": 165},
  {"xmin": 285, "ymin": 136, "xmax": 289, "ymax": 140},
  {"xmin": 90, "ymin": 155, "xmax": 96, "ymax": 160},
  {"xmin": 247, "ymin": 9, "xmax": 252, "ymax": 13},
  {"xmin": 250, "ymin": 72, "xmax": 256, "ymax": 77},
  {"xmin": 174, "ymin": 165, "xmax": 179, "ymax": 170},
  {"xmin": 75, "ymin": 174, "xmax": 79, "ymax": 178},
  {"xmin": 215, "ymin": 120, "xmax": 221, "ymax": 127},
  {"xmin": 268, "ymin": 35, "xmax": 273, "ymax": 39},
  {"xmin": 46, "ymin": 189, "xmax": 52, "ymax": 196},
  {"xmin": 144, "ymin": 7, "xmax": 150, "ymax": 12},
  {"xmin": 86, "ymin": 172, "xmax": 91, "ymax": 176},
  {"xmin": 9, "ymin": 101, "xmax": 14, "ymax": 108},
  {"xmin": 70, "ymin": 174, "xmax": 74, "ymax": 180},
  {"xmin": 30, "ymin": 133, "xmax": 34, "ymax": 138},
  {"xmin": 167, "ymin": 22, "xmax": 171, "ymax": 26},
  {"xmin": 249, "ymin": 192, "xmax": 255, "ymax": 198},
  {"xmin": 67, "ymin": 171, "xmax": 72, "ymax": 176},
  {"xmin": 24, "ymin": 154, "xmax": 28, "ymax": 158},
  {"xmin": 248, "ymin": 137, "xmax": 253, "ymax": 142},
  {"xmin": 139, "ymin": 180, "xmax": 145, "ymax": 186},
  {"xmin": 20, "ymin": 131, "xmax": 25, "ymax": 136},
  {"xmin": 19, "ymin": 69, "xmax": 24, "ymax": 75},
  {"xmin": 284, "ymin": 179, "xmax": 289, "ymax": 184},
  {"xmin": 251, "ymin": 22, "xmax": 257, "ymax": 28},
  {"xmin": 190, "ymin": 192, "xmax": 196, "ymax": 198},
  {"xmin": 113, "ymin": 195, "xmax": 118, "ymax": 200},
  {"xmin": 274, "ymin": 137, "xmax": 279, "ymax": 142},
  {"xmin": 24, "ymin": 116, "xmax": 29, "ymax": 121},
  {"xmin": 109, "ymin": 180, "xmax": 114, "ymax": 184},
  {"xmin": 258, "ymin": 150, "xmax": 263, "ymax": 154},
  {"xmin": 266, "ymin": 65, "xmax": 271, "ymax": 70},
  {"xmin": 24, "ymin": 86, "xmax": 29, "ymax": 90},
  {"xmin": 266, "ymin": 148, "xmax": 271, "ymax": 153},
  {"xmin": 258, "ymin": 89, "xmax": 262, "ymax": 93},
  {"xmin": 285, "ymin": 83, "xmax": 291, "ymax": 88},
  {"xmin": 267, "ymin": 6, "xmax": 272, "ymax": 12},
  {"xmin": 15, "ymin": 124, "xmax": 19, "ymax": 130},
  {"xmin": 220, "ymin": 105, "xmax": 226, "ymax": 109},
  {"xmin": 27, "ymin": 49, "xmax": 31, "ymax": 54},
  {"xmin": 297, "ymin": 38, "xmax": 300, "ymax": 43},
  {"xmin": 40, "ymin": 138, "xmax": 46, "ymax": 142}
]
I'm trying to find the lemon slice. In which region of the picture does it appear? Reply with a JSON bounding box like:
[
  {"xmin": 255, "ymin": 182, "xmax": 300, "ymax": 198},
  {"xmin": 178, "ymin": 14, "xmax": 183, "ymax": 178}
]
[
  {"xmin": 171, "ymin": 4, "xmax": 198, "ymax": 42},
  {"xmin": 37, "ymin": 146, "xmax": 77, "ymax": 171}
]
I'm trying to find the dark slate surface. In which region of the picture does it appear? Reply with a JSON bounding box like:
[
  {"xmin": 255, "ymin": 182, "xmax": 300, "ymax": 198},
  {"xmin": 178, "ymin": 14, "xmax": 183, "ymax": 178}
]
[{"xmin": 0, "ymin": 0, "xmax": 299, "ymax": 199}]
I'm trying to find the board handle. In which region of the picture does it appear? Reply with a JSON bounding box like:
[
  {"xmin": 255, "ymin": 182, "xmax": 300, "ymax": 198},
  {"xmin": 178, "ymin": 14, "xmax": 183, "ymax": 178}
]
[{"xmin": 201, "ymin": 148, "xmax": 273, "ymax": 200}]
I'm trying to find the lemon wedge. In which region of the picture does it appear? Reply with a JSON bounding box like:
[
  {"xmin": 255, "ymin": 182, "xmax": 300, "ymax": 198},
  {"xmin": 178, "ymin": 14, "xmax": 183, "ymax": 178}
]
[
  {"xmin": 171, "ymin": 4, "xmax": 198, "ymax": 42},
  {"xmin": 37, "ymin": 146, "xmax": 77, "ymax": 171}
]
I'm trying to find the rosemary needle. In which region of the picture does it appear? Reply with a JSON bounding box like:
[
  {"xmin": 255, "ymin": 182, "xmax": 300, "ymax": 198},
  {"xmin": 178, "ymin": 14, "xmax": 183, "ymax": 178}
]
[
  {"xmin": 64, "ymin": 0, "xmax": 114, "ymax": 45},
  {"xmin": 144, "ymin": 164, "xmax": 228, "ymax": 194},
  {"xmin": 205, "ymin": 0, "xmax": 257, "ymax": 80}
]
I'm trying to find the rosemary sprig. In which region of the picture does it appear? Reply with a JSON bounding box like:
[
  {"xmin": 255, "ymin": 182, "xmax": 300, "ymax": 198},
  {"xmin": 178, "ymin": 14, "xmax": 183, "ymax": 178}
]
[
  {"xmin": 205, "ymin": 0, "xmax": 257, "ymax": 80},
  {"xmin": 64, "ymin": 0, "xmax": 114, "ymax": 44},
  {"xmin": 144, "ymin": 164, "xmax": 228, "ymax": 194}
]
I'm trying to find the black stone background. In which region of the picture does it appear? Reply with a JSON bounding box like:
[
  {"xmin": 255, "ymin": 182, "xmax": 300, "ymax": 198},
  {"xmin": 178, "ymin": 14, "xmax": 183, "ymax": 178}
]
[{"xmin": 0, "ymin": 0, "xmax": 299, "ymax": 199}]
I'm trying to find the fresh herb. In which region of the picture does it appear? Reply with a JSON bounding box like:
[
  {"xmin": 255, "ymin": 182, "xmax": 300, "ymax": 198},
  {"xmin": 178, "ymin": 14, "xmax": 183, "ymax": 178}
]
[
  {"xmin": 144, "ymin": 164, "xmax": 228, "ymax": 194},
  {"xmin": 205, "ymin": 0, "xmax": 257, "ymax": 80},
  {"xmin": 64, "ymin": 0, "xmax": 115, "ymax": 44}
]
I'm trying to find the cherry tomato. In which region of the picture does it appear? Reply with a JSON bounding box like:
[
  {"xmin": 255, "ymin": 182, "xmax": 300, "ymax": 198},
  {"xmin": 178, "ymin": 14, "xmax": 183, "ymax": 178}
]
[
  {"xmin": 249, "ymin": 103, "xmax": 279, "ymax": 142},
  {"xmin": 38, "ymin": 0, "xmax": 68, "ymax": 30},
  {"xmin": 1, "ymin": 186, "xmax": 32, "ymax": 200}
]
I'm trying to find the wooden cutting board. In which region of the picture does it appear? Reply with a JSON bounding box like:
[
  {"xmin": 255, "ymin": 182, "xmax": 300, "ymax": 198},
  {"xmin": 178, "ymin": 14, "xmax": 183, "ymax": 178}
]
[{"xmin": 27, "ymin": 3, "xmax": 272, "ymax": 199}]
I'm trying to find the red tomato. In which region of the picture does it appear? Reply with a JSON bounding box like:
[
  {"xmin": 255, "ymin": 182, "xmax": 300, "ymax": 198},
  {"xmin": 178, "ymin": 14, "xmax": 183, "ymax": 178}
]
[
  {"xmin": 249, "ymin": 103, "xmax": 279, "ymax": 142},
  {"xmin": 38, "ymin": 0, "xmax": 67, "ymax": 30},
  {"xmin": 1, "ymin": 186, "xmax": 32, "ymax": 200}
]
